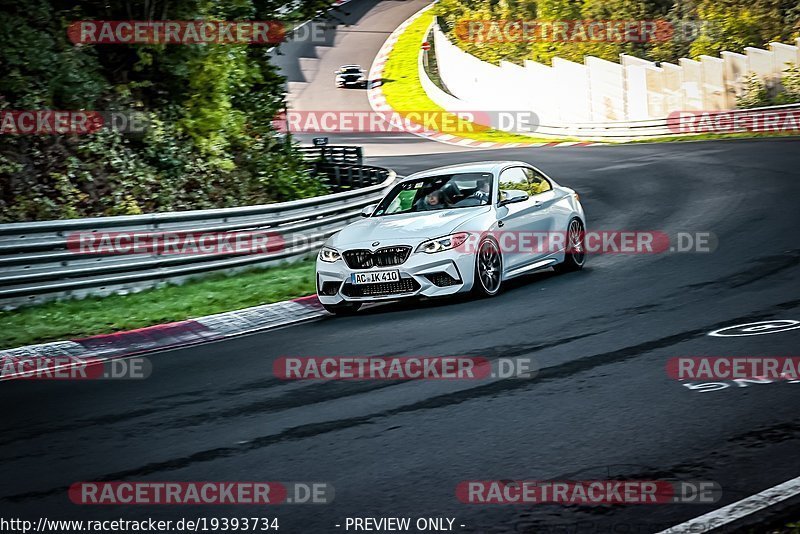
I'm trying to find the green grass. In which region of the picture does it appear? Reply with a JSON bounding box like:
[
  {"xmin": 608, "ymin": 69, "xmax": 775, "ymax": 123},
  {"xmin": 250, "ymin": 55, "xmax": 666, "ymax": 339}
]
[
  {"xmin": 380, "ymin": 13, "xmax": 579, "ymax": 145},
  {"xmin": 0, "ymin": 260, "xmax": 316, "ymax": 350}
]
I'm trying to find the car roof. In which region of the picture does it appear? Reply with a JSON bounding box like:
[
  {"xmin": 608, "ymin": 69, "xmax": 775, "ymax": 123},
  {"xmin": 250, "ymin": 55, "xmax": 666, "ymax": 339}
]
[
  {"xmin": 340, "ymin": 65, "xmax": 362, "ymax": 69},
  {"xmin": 402, "ymin": 161, "xmax": 531, "ymax": 181}
]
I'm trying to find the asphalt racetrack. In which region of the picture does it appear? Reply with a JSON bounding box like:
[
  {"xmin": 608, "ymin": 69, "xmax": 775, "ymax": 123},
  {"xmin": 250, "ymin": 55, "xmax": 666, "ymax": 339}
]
[{"xmin": 2, "ymin": 137, "xmax": 799, "ymax": 532}]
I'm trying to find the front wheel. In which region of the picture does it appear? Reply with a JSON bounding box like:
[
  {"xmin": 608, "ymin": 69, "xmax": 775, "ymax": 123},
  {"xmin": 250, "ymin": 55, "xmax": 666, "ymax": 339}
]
[
  {"xmin": 322, "ymin": 302, "xmax": 362, "ymax": 315},
  {"xmin": 473, "ymin": 238, "xmax": 503, "ymax": 297},
  {"xmin": 554, "ymin": 218, "xmax": 586, "ymax": 273}
]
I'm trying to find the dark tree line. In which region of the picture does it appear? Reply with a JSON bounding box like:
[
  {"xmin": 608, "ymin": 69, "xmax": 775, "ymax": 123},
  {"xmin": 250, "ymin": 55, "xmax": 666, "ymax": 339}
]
[{"xmin": 0, "ymin": 0, "xmax": 334, "ymax": 222}]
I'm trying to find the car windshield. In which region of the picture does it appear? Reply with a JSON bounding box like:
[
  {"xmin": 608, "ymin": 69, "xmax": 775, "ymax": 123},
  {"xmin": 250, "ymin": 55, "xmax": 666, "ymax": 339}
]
[
  {"xmin": 341, "ymin": 67, "xmax": 361, "ymax": 73},
  {"xmin": 372, "ymin": 172, "xmax": 494, "ymax": 216}
]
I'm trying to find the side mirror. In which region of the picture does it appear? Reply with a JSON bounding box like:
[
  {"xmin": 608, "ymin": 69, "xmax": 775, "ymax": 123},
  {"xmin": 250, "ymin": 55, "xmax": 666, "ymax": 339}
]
[
  {"xmin": 361, "ymin": 204, "xmax": 377, "ymax": 217},
  {"xmin": 497, "ymin": 191, "xmax": 528, "ymax": 207}
]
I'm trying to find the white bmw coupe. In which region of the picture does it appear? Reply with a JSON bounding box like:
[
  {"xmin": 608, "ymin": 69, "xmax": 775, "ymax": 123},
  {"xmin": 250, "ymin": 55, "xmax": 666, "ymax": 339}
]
[{"xmin": 315, "ymin": 161, "xmax": 586, "ymax": 314}]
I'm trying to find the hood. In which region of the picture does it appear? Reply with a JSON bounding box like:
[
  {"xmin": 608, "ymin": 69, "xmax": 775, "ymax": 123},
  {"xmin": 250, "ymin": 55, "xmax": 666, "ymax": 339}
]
[{"xmin": 329, "ymin": 207, "xmax": 491, "ymax": 248}]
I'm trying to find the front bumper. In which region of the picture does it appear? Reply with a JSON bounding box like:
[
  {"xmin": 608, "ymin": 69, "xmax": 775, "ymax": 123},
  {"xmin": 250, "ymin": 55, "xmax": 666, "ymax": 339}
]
[
  {"xmin": 336, "ymin": 79, "xmax": 366, "ymax": 87},
  {"xmin": 316, "ymin": 247, "xmax": 476, "ymax": 305}
]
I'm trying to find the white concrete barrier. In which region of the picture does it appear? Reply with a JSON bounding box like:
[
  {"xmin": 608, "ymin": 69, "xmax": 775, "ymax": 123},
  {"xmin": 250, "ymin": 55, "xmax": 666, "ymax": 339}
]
[{"xmin": 422, "ymin": 21, "xmax": 800, "ymax": 136}]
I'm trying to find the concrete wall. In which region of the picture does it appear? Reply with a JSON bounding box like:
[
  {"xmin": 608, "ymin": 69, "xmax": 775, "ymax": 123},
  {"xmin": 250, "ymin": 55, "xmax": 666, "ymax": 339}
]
[{"xmin": 429, "ymin": 25, "xmax": 800, "ymax": 125}]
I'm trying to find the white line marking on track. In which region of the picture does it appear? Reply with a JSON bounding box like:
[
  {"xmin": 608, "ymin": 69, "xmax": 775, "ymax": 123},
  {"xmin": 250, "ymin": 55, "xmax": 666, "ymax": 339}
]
[
  {"xmin": 657, "ymin": 475, "xmax": 800, "ymax": 533},
  {"xmin": 709, "ymin": 320, "xmax": 800, "ymax": 337}
]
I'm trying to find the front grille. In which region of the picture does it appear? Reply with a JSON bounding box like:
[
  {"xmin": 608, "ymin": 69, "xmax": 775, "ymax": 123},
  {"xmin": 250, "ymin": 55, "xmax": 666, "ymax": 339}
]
[
  {"xmin": 341, "ymin": 278, "xmax": 420, "ymax": 297},
  {"xmin": 424, "ymin": 272, "xmax": 461, "ymax": 287},
  {"xmin": 343, "ymin": 246, "xmax": 411, "ymax": 269}
]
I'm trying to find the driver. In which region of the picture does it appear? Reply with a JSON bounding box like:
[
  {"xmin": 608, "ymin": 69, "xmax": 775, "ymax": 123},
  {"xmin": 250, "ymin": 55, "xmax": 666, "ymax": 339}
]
[
  {"xmin": 454, "ymin": 180, "xmax": 490, "ymax": 207},
  {"xmin": 414, "ymin": 190, "xmax": 446, "ymax": 211},
  {"xmin": 469, "ymin": 180, "xmax": 490, "ymax": 203}
]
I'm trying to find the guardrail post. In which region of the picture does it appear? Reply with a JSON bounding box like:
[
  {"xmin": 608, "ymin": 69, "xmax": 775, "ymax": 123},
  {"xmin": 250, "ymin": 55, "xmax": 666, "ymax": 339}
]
[{"xmin": 333, "ymin": 165, "xmax": 342, "ymax": 189}]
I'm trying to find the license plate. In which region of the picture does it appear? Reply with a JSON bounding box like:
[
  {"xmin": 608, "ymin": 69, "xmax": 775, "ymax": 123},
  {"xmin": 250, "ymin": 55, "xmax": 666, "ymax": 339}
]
[{"xmin": 351, "ymin": 270, "xmax": 400, "ymax": 284}]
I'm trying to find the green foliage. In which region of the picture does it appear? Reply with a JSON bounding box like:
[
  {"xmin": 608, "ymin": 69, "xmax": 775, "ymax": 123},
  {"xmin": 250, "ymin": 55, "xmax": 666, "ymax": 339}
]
[
  {"xmin": 435, "ymin": 0, "xmax": 800, "ymax": 66},
  {"xmin": 736, "ymin": 74, "xmax": 773, "ymax": 108},
  {"xmin": 688, "ymin": 2, "xmax": 763, "ymax": 59},
  {"xmin": 737, "ymin": 65, "xmax": 800, "ymax": 107},
  {"xmin": 178, "ymin": 44, "xmax": 252, "ymax": 165},
  {"xmin": 775, "ymin": 64, "xmax": 800, "ymax": 104},
  {"xmin": 0, "ymin": 0, "xmax": 335, "ymax": 222}
]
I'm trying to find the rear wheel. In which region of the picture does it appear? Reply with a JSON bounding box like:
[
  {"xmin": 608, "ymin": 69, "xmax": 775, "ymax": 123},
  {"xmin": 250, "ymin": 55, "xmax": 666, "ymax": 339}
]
[
  {"xmin": 554, "ymin": 218, "xmax": 586, "ymax": 273},
  {"xmin": 322, "ymin": 302, "xmax": 362, "ymax": 315},
  {"xmin": 473, "ymin": 238, "xmax": 503, "ymax": 297}
]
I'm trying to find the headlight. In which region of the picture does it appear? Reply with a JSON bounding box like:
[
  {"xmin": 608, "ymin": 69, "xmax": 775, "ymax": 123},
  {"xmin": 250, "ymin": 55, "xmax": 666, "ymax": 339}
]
[
  {"xmin": 318, "ymin": 247, "xmax": 341, "ymax": 263},
  {"xmin": 415, "ymin": 232, "xmax": 470, "ymax": 254},
  {"xmin": 358, "ymin": 75, "xmax": 366, "ymax": 81}
]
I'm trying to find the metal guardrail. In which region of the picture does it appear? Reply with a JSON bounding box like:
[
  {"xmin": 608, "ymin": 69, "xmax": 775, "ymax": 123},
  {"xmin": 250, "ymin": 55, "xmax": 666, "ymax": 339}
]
[
  {"xmin": 298, "ymin": 145, "xmax": 363, "ymax": 166},
  {"xmin": 313, "ymin": 162, "xmax": 388, "ymax": 191},
  {"xmin": 529, "ymin": 103, "xmax": 800, "ymax": 139},
  {"xmin": 0, "ymin": 162, "xmax": 395, "ymax": 309}
]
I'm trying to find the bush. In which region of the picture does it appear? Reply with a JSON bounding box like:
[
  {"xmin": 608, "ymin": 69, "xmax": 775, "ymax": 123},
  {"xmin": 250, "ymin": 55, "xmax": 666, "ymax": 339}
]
[
  {"xmin": 435, "ymin": 0, "xmax": 800, "ymax": 67},
  {"xmin": 737, "ymin": 66, "xmax": 800, "ymax": 108},
  {"xmin": 736, "ymin": 74, "xmax": 774, "ymax": 108},
  {"xmin": 0, "ymin": 0, "xmax": 333, "ymax": 222},
  {"xmin": 775, "ymin": 65, "xmax": 800, "ymax": 104}
]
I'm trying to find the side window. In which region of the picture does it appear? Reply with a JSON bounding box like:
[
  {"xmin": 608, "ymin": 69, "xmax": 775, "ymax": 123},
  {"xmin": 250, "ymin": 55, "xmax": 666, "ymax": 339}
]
[
  {"xmin": 523, "ymin": 168, "xmax": 553, "ymax": 195},
  {"xmin": 497, "ymin": 167, "xmax": 529, "ymax": 201},
  {"xmin": 396, "ymin": 189, "xmax": 417, "ymax": 213}
]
